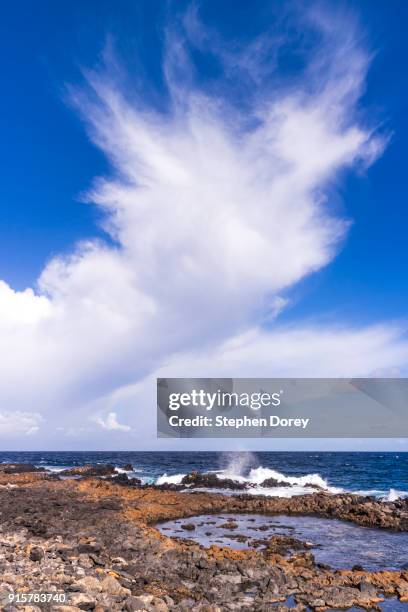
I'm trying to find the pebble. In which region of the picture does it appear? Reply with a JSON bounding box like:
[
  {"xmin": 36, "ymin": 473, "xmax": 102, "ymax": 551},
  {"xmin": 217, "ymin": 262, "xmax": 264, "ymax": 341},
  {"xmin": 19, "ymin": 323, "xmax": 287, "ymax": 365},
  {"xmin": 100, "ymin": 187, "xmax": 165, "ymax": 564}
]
[
  {"xmin": 100, "ymin": 575, "xmax": 131, "ymax": 598},
  {"xmin": 29, "ymin": 546, "xmax": 44, "ymax": 562},
  {"xmin": 70, "ymin": 592, "xmax": 97, "ymax": 609},
  {"xmin": 75, "ymin": 575, "xmax": 103, "ymax": 593}
]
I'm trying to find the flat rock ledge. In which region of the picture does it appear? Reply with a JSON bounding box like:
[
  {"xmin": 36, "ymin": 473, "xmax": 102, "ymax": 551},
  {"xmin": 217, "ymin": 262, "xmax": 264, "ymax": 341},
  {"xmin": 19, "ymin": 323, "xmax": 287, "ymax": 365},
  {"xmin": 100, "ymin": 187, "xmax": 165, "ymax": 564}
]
[{"xmin": 0, "ymin": 467, "xmax": 407, "ymax": 611}]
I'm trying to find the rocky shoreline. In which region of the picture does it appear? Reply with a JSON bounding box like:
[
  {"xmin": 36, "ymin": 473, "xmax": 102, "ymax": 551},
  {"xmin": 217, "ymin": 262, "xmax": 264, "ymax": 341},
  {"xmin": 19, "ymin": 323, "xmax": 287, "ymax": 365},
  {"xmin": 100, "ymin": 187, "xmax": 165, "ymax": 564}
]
[{"xmin": 1, "ymin": 465, "xmax": 408, "ymax": 611}]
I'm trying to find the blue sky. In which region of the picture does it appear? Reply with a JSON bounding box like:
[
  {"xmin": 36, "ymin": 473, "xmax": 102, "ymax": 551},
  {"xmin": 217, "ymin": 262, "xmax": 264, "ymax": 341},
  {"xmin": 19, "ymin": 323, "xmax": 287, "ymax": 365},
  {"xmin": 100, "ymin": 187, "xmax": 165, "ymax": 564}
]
[
  {"xmin": 0, "ymin": 1, "xmax": 408, "ymax": 450},
  {"xmin": 1, "ymin": 0, "xmax": 408, "ymax": 322}
]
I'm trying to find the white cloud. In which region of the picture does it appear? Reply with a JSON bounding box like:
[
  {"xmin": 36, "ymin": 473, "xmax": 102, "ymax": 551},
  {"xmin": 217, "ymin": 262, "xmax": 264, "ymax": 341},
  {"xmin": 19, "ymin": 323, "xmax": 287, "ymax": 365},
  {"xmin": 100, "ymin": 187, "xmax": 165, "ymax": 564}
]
[
  {"xmin": 95, "ymin": 411, "xmax": 131, "ymax": 432},
  {"xmin": 0, "ymin": 281, "xmax": 51, "ymax": 327},
  {"xmin": 0, "ymin": 8, "xmax": 405, "ymax": 444},
  {"xmin": 157, "ymin": 324, "xmax": 408, "ymax": 378},
  {"xmin": 0, "ymin": 411, "xmax": 43, "ymax": 436}
]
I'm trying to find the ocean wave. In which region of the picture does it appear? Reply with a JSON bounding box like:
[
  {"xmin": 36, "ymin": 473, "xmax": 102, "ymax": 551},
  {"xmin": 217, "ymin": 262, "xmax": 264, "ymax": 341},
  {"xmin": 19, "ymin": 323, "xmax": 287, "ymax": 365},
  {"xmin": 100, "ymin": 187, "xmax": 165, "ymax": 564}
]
[
  {"xmin": 156, "ymin": 473, "xmax": 186, "ymax": 485},
  {"xmin": 35, "ymin": 461, "xmax": 405, "ymax": 501},
  {"xmin": 250, "ymin": 484, "xmax": 324, "ymax": 498},
  {"xmin": 38, "ymin": 465, "xmax": 69, "ymax": 473},
  {"xmin": 114, "ymin": 467, "xmax": 134, "ymax": 474},
  {"xmin": 155, "ymin": 465, "xmax": 343, "ymax": 497},
  {"xmin": 223, "ymin": 466, "xmax": 339, "ymax": 490},
  {"xmin": 383, "ymin": 488, "xmax": 408, "ymax": 502},
  {"xmin": 350, "ymin": 487, "xmax": 408, "ymax": 501},
  {"xmin": 194, "ymin": 484, "xmax": 323, "ymax": 498}
]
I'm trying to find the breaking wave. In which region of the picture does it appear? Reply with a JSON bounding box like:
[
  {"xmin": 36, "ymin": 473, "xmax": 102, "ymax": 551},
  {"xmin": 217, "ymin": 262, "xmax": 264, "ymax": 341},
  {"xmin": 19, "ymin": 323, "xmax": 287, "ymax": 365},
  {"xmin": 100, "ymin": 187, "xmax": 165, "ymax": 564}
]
[
  {"xmin": 383, "ymin": 488, "xmax": 408, "ymax": 502},
  {"xmin": 223, "ymin": 466, "xmax": 335, "ymax": 489},
  {"xmin": 154, "ymin": 465, "xmax": 343, "ymax": 497},
  {"xmin": 156, "ymin": 473, "xmax": 185, "ymax": 485}
]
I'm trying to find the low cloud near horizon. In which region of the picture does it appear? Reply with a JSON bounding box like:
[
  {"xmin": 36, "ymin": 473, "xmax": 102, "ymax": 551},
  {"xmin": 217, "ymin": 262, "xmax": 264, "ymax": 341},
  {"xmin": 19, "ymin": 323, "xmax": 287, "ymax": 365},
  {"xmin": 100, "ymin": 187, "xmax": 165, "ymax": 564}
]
[{"xmin": 1, "ymin": 6, "xmax": 407, "ymax": 448}]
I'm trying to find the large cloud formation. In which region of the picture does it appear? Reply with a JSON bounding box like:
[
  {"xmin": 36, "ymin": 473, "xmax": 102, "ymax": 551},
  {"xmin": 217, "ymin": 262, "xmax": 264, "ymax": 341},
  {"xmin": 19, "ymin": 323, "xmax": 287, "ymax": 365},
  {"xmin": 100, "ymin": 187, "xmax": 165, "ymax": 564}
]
[{"xmin": 0, "ymin": 8, "xmax": 407, "ymax": 444}]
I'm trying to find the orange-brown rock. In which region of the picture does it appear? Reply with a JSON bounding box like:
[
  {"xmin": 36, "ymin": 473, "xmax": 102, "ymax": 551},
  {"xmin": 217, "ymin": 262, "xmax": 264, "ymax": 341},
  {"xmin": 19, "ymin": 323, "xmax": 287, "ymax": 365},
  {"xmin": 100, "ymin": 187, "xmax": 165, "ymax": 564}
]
[{"xmin": 0, "ymin": 467, "xmax": 407, "ymax": 610}]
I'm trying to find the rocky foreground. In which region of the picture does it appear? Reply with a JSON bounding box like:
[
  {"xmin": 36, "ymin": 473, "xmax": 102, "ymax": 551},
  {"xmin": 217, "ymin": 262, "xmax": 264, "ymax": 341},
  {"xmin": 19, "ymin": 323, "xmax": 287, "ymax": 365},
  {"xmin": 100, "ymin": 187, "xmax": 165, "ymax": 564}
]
[{"xmin": 1, "ymin": 465, "xmax": 408, "ymax": 611}]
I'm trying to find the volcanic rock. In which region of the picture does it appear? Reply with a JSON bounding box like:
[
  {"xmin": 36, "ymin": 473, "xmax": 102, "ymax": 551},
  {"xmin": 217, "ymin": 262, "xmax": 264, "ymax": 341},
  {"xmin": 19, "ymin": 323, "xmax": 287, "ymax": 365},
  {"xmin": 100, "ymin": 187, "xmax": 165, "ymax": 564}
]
[
  {"xmin": 260, "ymin": 477, "xmax": 291, "ymax": 488},
  {"xmin": 110, "ymin": 473, "xmax": 142, "ymax": 487},
  {"xmin": 29, "ymin": 546, "xmax": 44, "ymax": 561},
  {"xmin": 181, "ymin": 471, "xmax": 247, "ymax": 490},
  {"xmin": 0, "ymin": 463, "xmax": 45, "ymax": 474},
  {"xmin": 181, "ymin": 523, "xmax": 196, "ymax": 531},
  {"xmin": 59, "ymin": 464, "xmax": 116, "ymax": 477}
]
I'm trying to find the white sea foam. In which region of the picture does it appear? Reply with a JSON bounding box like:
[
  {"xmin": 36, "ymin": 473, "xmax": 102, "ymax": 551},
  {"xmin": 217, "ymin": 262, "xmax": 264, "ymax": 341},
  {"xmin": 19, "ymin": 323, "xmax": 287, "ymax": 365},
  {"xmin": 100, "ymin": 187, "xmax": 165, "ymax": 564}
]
[
  {"xmin": 386, "ymin": 488, "xmax": 400, "ymax": 502},
  {"xmin": 39, "ymin": 465, "xmax": 69, "ymax": 473},
  {"xmin": 220, "ymin": 465, "xmax": 342, "ymax": 494},
  {"xmin": 249, "ymin": 485, "xmax": 321, "ymax": 498},
  {"xmin": 156, "ymin": 473, "xmax": 185, "ymax": 485},
  {"xmin": 352, "ymin": 488, "xmax": 408, "ymax": 500},
  {"xmin": 198, "ymin": 484, "xmax": 322, "ymax": 498},
  {"xmin": 155, "ymin": 465, "xmax": 343, "ymax": 497},
  {"xmin": 114, "ymin": 467, "xmax": 134, "ymax": 474},
  {"xmin": 39, "ymin": 461, "xmax": 402, "ymax": 501},
  {"xmin": 383, "ymin": 488, "xmax": 408, "ymax": 502}
]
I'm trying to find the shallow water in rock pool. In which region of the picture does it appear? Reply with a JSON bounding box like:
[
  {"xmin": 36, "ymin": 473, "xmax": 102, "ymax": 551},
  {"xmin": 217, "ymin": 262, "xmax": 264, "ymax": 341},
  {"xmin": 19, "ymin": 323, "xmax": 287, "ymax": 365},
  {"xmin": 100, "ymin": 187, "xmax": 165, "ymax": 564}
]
[{"xmin": 157, "ymin": 513, "xmax": 408, "ymax": 572}]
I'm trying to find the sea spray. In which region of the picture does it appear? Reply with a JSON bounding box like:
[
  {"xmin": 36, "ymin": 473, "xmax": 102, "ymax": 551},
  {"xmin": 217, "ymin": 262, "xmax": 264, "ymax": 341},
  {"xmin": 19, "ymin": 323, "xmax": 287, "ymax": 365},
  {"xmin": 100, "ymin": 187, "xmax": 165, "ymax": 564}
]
[{"xmin": 219, "ymin": 451, "xmax": 258, "ymax": 479}]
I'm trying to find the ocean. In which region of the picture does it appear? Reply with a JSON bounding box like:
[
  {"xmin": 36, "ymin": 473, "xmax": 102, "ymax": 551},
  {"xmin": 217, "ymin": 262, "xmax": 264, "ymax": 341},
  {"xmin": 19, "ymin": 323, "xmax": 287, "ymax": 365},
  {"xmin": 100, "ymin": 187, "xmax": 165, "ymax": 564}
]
[{"xmin": 1, "ymin": 450, "xmax": 407, "ymax": 500}]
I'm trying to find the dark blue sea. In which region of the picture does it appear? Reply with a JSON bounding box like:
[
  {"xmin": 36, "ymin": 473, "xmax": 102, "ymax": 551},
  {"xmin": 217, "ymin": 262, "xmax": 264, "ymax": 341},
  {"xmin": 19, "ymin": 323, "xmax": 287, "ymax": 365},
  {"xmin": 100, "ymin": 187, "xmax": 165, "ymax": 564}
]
[{"xmin": 1, "ymin": 451, "xmax": 407, "ymax": 499}]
